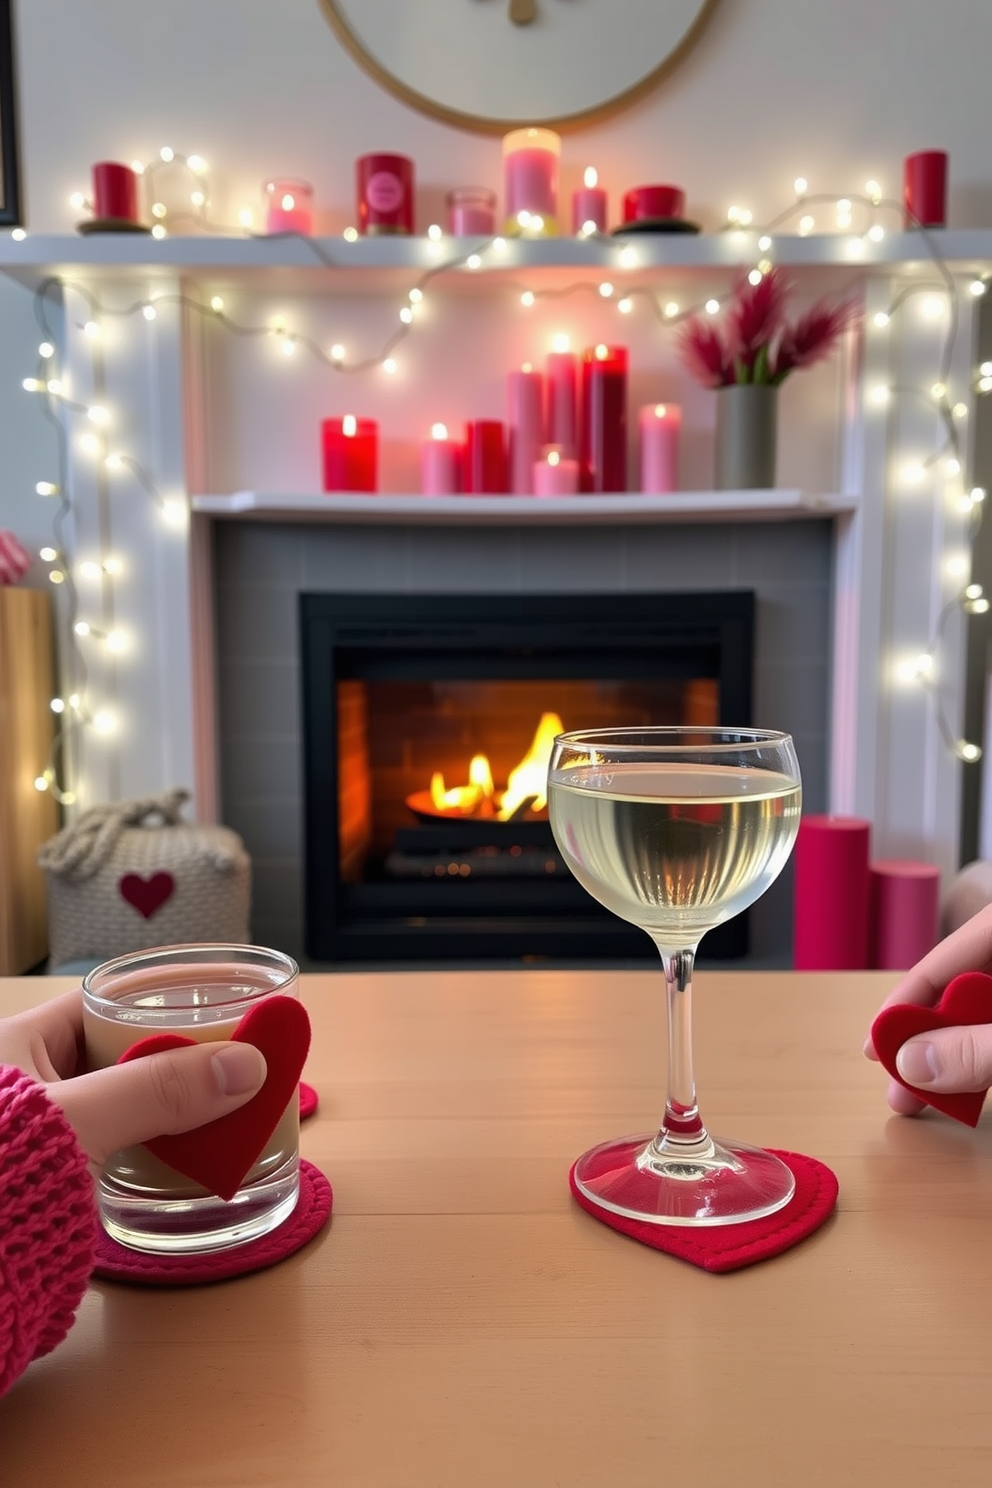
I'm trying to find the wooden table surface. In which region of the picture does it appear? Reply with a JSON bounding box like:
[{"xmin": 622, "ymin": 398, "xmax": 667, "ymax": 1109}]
[{"xmin": 2, "ymin": 968, "xmax": 992, "ymax": 1488}]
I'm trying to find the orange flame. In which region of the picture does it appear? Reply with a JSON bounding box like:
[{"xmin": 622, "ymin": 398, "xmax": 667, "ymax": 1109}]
[{"xmin": 427, "ymin": 713, "xmax": 564, "ymax": 819}]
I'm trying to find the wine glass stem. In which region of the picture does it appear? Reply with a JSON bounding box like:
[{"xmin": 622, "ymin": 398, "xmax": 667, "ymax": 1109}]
[{"xmin": 652, "ymin": 942, "xmax": 713, "ymax": 1158}]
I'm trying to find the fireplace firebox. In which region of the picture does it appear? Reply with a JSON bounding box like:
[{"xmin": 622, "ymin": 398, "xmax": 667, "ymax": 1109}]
[{"xmin": 301, "ymin": 591, "xmax": 754, "ymax": 964}]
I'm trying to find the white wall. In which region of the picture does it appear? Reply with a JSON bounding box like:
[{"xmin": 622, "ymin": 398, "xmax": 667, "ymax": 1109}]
[{"xmin": 4, "ymin": 0, "xmax": 992, "ymax": 549}]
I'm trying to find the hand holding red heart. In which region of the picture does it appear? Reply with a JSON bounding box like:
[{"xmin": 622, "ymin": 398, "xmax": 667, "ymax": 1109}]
[{"xmin": 865, "ymin": 899, "xmax": 992, "ymax": 1122}]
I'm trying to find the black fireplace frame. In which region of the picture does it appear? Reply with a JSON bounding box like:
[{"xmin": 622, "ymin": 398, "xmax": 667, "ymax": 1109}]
[{"xmin": 300, "ymin": 591, "xmax": 755, "ymax": 964}]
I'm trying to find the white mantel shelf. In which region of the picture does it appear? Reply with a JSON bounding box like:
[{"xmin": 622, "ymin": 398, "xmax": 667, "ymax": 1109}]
[{"xmin": 191, "ymin": 489, "xmax": 857, "ymax": 526}]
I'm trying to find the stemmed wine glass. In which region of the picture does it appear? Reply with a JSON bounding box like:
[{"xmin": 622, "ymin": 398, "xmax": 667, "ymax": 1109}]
[{"xmin": 547, "ymin": 726, "xmax": 802, "ymax": 1227}]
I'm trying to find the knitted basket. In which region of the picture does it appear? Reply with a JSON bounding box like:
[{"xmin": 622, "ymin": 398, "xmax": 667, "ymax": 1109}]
[{"xmin": 38, "ymin": 788, "xmax": 251, "ymax": 968}]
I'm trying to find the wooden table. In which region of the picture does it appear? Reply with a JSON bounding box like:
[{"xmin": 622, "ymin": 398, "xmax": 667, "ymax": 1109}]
[{"xmin": 2, "ymin": 969, "xmax": 992, "ymax": 1487}]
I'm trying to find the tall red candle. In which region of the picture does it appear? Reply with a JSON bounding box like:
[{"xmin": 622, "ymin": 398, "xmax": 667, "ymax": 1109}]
[
  {"xmin": 321, "ymin": 416, "xmax": 378, "ymax": 492},
  {"xmin": 464, "ymin": 420, "xmax": 507, "ymax": 494},
  {"xmin": 580, "ymin": 344, "xmax": 628, "ymax": 493},
  {"xmin": 545, "ymin": 345, "xmax": 578, "ymax": 456},
  {"xmin": 356, "ymin": 153, "xmax": 414, "ymax": 235},
  {"xmin": 793, "ymin": 815, "xmax": 871, "ymax": 970},
  {"xmin": 868, "ymin": 860, "xmax": 940, "ymax": 970},
  {"xmin": 507, "ymin": 366, "xmax": 544, "ymax": 495},
  {"xmin": 903, "ymin": 150, "xmax": 947, "ymax": 228},
  {"xmin": 92, "ymin": 161, "xmax": 140, "ymax": 223}
]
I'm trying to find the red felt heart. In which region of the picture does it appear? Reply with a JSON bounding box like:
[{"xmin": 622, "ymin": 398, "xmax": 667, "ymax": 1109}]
[
  {"xmin": 871, "ymin": 971, "xmax": 992, "ymax": 1127},
  {"xmin": 119, "ymin": 871, "xmax": 174, "ymax": 918},
  {"xmin": 118, "ymin": 995, "xmax": 311, "ymax": 1200}
]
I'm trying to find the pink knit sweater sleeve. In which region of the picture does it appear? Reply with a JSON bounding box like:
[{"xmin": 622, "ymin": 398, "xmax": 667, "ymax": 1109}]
[{"xmin": 0, "ymin": 1064, "xmax": 97, "ymax": 1397}]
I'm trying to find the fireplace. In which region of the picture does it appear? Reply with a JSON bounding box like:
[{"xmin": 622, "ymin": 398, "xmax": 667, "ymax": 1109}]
[{"xmin": 300, "ymin": 590, "xmax": 754, "ymax": 963}]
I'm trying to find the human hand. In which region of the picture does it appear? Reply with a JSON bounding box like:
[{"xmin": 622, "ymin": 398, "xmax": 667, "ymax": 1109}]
[
  {"xmin": 0, "ymin": 988, "xmax": 267, "ymax": 1167},
  {"xmin": 864, "ymin": 900, "xmax": 992, "ymax": 1114}
]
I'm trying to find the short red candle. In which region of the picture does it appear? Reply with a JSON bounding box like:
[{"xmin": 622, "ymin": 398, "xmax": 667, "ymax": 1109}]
[
  {"xmin": 534, "ymin": 447, "xmax": 579, "ymax": 496},
  {"xmin": 420, "ymin": 424, "xmax": 461, "ymax": 495},
  {"xmin": 571, "ymin": 166, "xmax": 607, "ymax": 235},
  {"xmin": 903, "ymin": 150, "xmax": 948, "ymax": 228},
  {"xmin": 793, "ymin": 815, "xmax": 871, "ymax": 970},
  {"xmin": 868, "ymin": 860, "xmax": 940, "ymax": 970},
  {"xmin": 507, "ymin": 366, "xmax": 545, "ymax": 495},
  {"xmin": 464, "ymin": 420, "xmax": 507, "ymax": 494},
  {"xmin": 545, "ymin": 345, "xmax": 578, "ymax": 456},
  {"xmin": 356, "ymin": 154, "xmax": 414, "ymax": 235},
  {"xmin": 92, "ymin": 161, "xmax": 140, "ymax": 223},
  {"xmin": 321, "ymin": 416, "xmax": 378, "ymax": 492},
  {"xmin": 639, "ymin": 403, "xmax": 681, "ymax": 493},
  {"xmin": 580, "ymin": 345, "xmax": 628, "ymax": 493},
  {"xmin": 622, "ymin": 184, "xmax": 685, "ymax": 224}
]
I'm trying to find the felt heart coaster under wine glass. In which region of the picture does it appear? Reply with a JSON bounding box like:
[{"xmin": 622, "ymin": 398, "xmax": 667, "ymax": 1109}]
[
  {"xmin": 870, "ymin": 971, "xmax": 992, "ymax": 1126},
  {"xmin": 569, "ymin": 1149, "xmax": 838, "ymax": 1272},
  {"xmin": 92, "ymin": 1159, "xmax": 332, "ymax": 1286}
]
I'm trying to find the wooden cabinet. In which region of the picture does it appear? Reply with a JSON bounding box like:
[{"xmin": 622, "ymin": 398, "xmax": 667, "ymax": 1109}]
[{"xmin": 0, "ymin": 588, "xmax": 59, "ymax": 972}]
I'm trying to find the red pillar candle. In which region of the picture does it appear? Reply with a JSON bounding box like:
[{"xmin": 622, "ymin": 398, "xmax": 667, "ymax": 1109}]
[
  {"xmin": 580, "ymin": 344, "xmax": 628, "ymax": 493},
  {"xmin": 793, "ymin": 815, "xmax": 871, "ymax": 970},
  {"xmin": 322, "ymin": 415, "xmax": 378, "ymax": 492},
  {"xmin": 534, "ymin": 446, "xmax": 579, "ymax": 496},
  {"xmin": 622, "ymin": 184, "xmax": 686, "ymax": 225},
  {"xmin": 571, "ymin": 166, "xmax": 608, "ymax": 235},
  {"xmin": 868, "ymin": 860, "xmax": 940, "ymax": 970},
  {"xmin": 903, "ymin": 150, "xmax": 948, "ymax": 228},
  {"xmin": 639, "ymin": 403, "xmax": 681, "ymax": 493},
  {"xmin": 507, "ymin": 365, "xmax": 545, "ymax": 495},
  {"xmin": 545, "ymin": 341, "xmax": 578, "ymax": 456},
  {"xmin": 356, "ymin": 153, "xmax": 414, "ymax": 235},
  {"xmin": 420, "ymin": 423, "xmax": 461, "ymax": 495},
  {"xmin": 92, "ymin": 161, "xmax": 140, "ymax": 223},
  {"xmin": 464, "ymin": 420, "xmax": 507, "ymax": 493}
]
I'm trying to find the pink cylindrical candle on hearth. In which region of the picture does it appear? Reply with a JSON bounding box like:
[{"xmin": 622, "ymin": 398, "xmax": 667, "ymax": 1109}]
[
  {"xmin": 571, "ymin": 166, "xmax": 608, "ymax": 235},
  {"xmin": 502, "ymin": 128, "xmax": 560, "ymax": 236},
  {"xmin": 869, "ymin": 860, "xmax": 941, "ymax": 970},
  {"xmin": 639, "ymin": 403, "xmax": 681, "ymax": 493},
  {"xmin": 793, "ymin": 815, "xmax": 871, "ymax": 970},
  {"xmin": 507, "ymin": 365, "xmax": 545, "ymax": 495},
  {"xmin": 464, "ymin": 420, "xmax": 507, "ymax": 493},
  {"xmin": 545, "ymin": 340, "xmax": 578, "ymax": 456},
  {"xmin": 92, "ymin": 162, "xmax": 140, "ymax": 222},
  {"xmin": 420, "ymin": 423, "xmax": 461, "ymax": 495},
  {"xmin": 322, "ymin": 415, "xmax": 378, "ymax": 492},
  {"xmin": 580, "ymin": 344, "xmax": 628, "ymax": 493},
  {"xmin": 534, "ymin": 447, "xmax": 579, "ymax": 496},
  {"xmin": 903, "ymin": 150, "xmax": 948, "ymax": 228},
  {"xmin": 264, "ymin": 178, "xmax": 314, "ymax": 235}
]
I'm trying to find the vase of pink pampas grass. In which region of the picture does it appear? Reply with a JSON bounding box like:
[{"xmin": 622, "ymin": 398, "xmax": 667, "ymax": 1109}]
[{"xmin": 678, "ymin": 267, "xmax": 861, "ymax": 490}]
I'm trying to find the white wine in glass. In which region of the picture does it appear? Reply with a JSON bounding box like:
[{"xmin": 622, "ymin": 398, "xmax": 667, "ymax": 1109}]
[{"xmin": 548, "ymin": 727, "xmax": 802, "ymax": 1226}]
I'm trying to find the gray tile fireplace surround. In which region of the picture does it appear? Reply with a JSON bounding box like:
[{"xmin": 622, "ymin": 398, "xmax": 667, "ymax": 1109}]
[{"xmin": 213, "ymin": 519, "xmax": 834, "ymax": 970}]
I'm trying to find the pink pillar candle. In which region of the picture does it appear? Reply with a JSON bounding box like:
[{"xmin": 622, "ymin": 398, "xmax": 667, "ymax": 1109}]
[
  {"xmin": 92, "ymin": 162, "xmax": 140, "ymax": 223},
  {"xmin": 903, "ymin": 150, "xmax": 948, "ymax": 228},
  {"xmin": 264, "ymin": 178, "xmax": 314, "ymax": 235},
  {"xmin": 571, "ymin": 167, "xmax": 608, "ymax": 235},
  {"xmin": 639, "ymin": 403, "xmax": 681, "ymax": 493},
  {"xmin": 869, "ymin": 860, "xmax": 941, "ymax": 970},
  {"xmin": 322, "ymin": 415, "xmax": 378, "ymax": 492},
  {"xmin": 507, "ymin": 365, "xmax": 545, "ymax": 495},
  {"xmin": 534, "ymin": 447, "xmax": 579, "ymax": 496},
  {"xmin": 502, "ymin": 128, "xmax": 560, "ymax": 236},
  {"xmin": 420, "ymin": 424, "xmax": 461, "ymax": 495},
  {"xmin": 580, "ymin": 344, "xmax": 628, "ymax": 493},
  {"xmin": 464, "ymin": 420, "xmax": 507, "ymax": 493},
  {"xmin": 793, "ymin": 815, "xmax": 871, "ymax": 970},
  {"xmin": 545, "ymin": 346, "xmax": 578, "ymax": 456}
]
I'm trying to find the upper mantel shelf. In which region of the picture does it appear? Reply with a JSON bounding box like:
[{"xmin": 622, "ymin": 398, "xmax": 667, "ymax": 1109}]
[{"xmin": 1, "ymin": 230, "xmax": 991, "ymax": 290}]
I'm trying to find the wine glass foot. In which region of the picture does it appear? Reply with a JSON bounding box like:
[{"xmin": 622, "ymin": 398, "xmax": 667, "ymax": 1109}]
[{"xmin": 573, "ymin": 1133, "xmax": 796, "ymax": 1227}]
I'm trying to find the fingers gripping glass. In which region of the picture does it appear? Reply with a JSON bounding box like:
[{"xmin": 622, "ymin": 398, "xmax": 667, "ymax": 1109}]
[{"xmin": 548, "ymin": 727, "xmax": 802, "ymax": 1227}]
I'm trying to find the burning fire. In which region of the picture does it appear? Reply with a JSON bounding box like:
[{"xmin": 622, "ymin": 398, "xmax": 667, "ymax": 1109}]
[{"xmin": 428, "ymin": 712, "xmax": 564, "ymax": 820}]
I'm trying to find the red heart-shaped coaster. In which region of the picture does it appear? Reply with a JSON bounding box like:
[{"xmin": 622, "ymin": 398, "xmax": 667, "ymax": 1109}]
[
  {"xmin": 118, "ymin": 994, "xmax": 311, "ymax": 1200},
  {"xmin": 871, "ymin": 970, "xmax": 992, "ymax": 1127},
  {"xmin": 119, "ymin": 871, "xmax": 174, "ymax": 918}
]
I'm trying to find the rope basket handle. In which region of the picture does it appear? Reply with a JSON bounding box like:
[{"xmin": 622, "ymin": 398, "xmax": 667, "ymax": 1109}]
[{"xmin": 38, "ymin": 788, "xmax": 192, "ymax": 881}]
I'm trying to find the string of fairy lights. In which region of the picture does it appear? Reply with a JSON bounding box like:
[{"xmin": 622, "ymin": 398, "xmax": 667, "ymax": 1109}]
[{"xmin": 12, "ymin": 152, "xmax": 992, "ymax": 804}]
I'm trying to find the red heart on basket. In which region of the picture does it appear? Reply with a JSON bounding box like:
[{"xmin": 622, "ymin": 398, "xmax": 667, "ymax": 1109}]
[
  {"xmin": 871, "ymin": 971, "xmax": 992, "ymax": 1127},
  {"xmin": 118, "ymin": 995, "xmax": 311, "ymax": 1200},
  {"xmin": 119, "ymin": 871, "xmax": 174, "ymax": 918}
]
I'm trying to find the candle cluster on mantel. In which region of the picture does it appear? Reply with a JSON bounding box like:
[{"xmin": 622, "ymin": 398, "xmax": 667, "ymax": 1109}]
[{"xmin": 321, "ymin": 343, "xmax": 681, "ymax": 498}]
